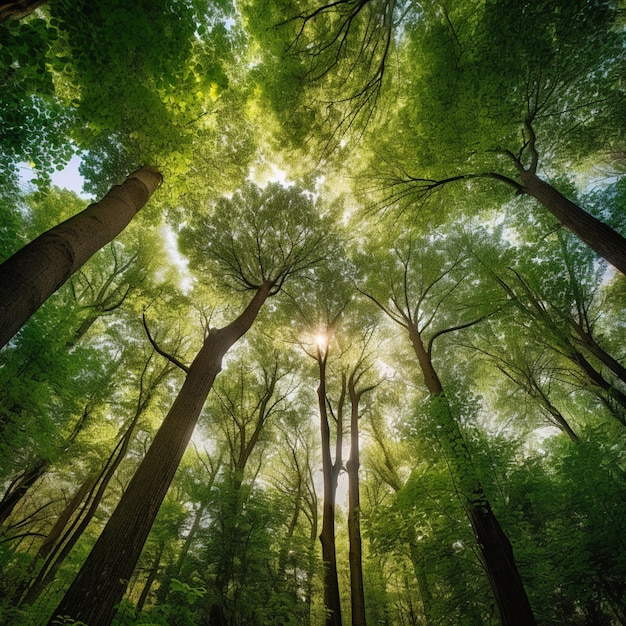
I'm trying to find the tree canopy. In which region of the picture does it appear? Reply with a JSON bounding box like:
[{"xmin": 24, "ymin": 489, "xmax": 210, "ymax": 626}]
[{"xmin": 0, "ymin": 1, "xmax": 625, "ymax": 625}]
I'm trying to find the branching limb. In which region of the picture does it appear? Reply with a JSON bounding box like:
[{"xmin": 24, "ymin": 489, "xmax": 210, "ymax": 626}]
[{"xmin": 142, "ymin": 312, "xmax": 190, "ymax": 374}]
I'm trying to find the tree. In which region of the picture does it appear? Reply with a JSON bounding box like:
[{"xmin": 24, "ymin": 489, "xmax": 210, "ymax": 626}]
[
  {"xmin": 312, "ymin": 329, "xmax": 345, "ymax": 626},
  {"xmin": 346, "ymin": 337, "xmax": 379, "ymax": 626},
  {"xmin": 202, "ymin": 344, "xmax": 296, "ymax": 625},
  {"xmin": 47, "ymin": 182, "xmax": 333, "ymax": 626},
  {"xmin": 365, "ymin": 0, "xmax": 626, "ymax": 274},
  {"xmin": 0, "ymin": 1, "xmax": 45, "ymax": 21},
  {"xmin": 241, "ymin": 0, "xmax": 401, "ymax": 155},
  {"xmin": 0, "ymin": 166, "xmax": 161, "ymax": 350},
  {"xmin": 356, "ymin": 226, "xmax": 537, "ymax": 626}
]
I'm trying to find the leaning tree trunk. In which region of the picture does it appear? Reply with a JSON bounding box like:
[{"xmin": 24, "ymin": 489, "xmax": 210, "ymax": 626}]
[
  {"xmin": 0, "ymin": 458, "xmax": 49, "ymax": 526},
  {"xmin": 21, "ymin": 360, "xmax": 171, "ymax": 606},
  {"xmin": 0, "ymin": 166, "xmax": 161, "ymax": 350},
  {"xmin": 407, "ymin": 324, "xmax": 537, "ymax": 626},
  {"xmin": 47, "ymin": 281, "xmax": 273, "ymax": 626},
  {"xmin": 519, "ymin": 169, "xmax": 626, "ymax": 276},
  {"xmin": 0, "ymin": 401, "xmax": 91, "ymax": 526}
]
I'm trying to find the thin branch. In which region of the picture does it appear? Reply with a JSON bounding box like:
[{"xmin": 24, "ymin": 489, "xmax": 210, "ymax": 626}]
[{"xmin": 142, "ymin": 313, "xmax": 190, "ymax": 374}]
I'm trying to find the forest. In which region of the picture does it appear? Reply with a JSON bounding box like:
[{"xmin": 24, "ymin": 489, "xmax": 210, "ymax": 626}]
[{"xmin": 0, "ymin": 1, "xmax": 625, "ymax": 625}]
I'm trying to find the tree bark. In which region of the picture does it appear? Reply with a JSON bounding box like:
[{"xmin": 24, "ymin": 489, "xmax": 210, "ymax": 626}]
[
  {"xmin": 0, "ymin": 166, "xmax": 161, "ymax": 350},
  {"xmin": 47, "ymin": 281, "xmax": 273, "ymax": 626},
  {"xmin": 407, "ymin": 323, "xmax": 537, "ymax": 626},
  {"xmin": 519, "ymin": 170, "xmax": 626, "ymax": 276},
  {"xmin": 317, "ymin": 348, "xmax": 343, "ymax": 626},
  {"xmin": 347, "ymin": 374, "xmax": 366, "ymax": 626},
  {"xmin": 0, "ymin": 0, "xmax": 45, "ymax": 20}
]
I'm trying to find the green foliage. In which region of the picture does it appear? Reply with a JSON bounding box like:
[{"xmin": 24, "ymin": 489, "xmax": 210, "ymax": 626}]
[
  {"xmin": 1, "ymin": 2, "xmax": 625, "ymax": 625},
  {"xmin": 180, "ymin": 181, "xmax": 333, "ymax": 295}
]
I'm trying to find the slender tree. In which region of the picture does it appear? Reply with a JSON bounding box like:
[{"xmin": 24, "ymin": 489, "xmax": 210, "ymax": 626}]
[
  {"xmin": 314, "ymin": 331, "xmax": 344, "ymax": 626},
  {"xmin": 356, "ymin": 228, "xmax": 537, "ymax": 626},
  {"xmin": 346, "ymin": 350, "xmax": 378, "ymax": 626}
]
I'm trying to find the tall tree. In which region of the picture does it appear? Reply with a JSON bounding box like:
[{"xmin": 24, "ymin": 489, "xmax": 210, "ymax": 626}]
[
  {"xmin": 47, "ymin": 182, "xmax": 332, "ymax": 626},
  {"xmin": 204, "ymin": 345, "xmax": 295, "ymax": 625},
  {"xmin": 356, "ymin": 226, "xmax": 537, "ymax": 626},
  {"xmin": 0, "ymin": 166, "xmax": 161, "ymax": 350},
  {"xmin": 346, "ymin": 337, "xmax": 379, "ymax": 626},
  {"xmin": 365, "ymin": 0, "xmax": 626, "ymax": 274}
]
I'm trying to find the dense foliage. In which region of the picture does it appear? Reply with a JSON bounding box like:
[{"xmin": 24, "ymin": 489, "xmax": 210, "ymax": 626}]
[{"xmin": 0, "ymin": 1, "xmax": 624, "ymax": 625}]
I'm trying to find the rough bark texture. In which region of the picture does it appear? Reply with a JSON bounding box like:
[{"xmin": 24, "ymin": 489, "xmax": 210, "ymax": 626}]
[
  {"xmin": 408, "ymin": 323, "xmax": 537, "ymax": 626},
  {"xmin": 317, "ymin": 349, "xmax": 343, "ymax": 626},
  {"xmin": 0, "ymin": 166, "xmax": 161, "ymax": 350},
  {"xmin": 47, "ymin": 282, "xmax": 272, "ymax": 626},
  {"xmin": 519, "ymin": 170, "xmax": 626, "ymax": 276}
]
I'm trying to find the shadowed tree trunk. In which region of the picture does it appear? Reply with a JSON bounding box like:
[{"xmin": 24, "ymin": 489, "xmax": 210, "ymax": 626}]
[
  {"xmin": 347, "ymin": 366, "xmax": 374, "ymax": 626},
  {"xmin": 518, "ymin": 169, "xmax": 626, "ymax": 276},
  {"xmin": 317, "ymin": 343, "xmax": 343, "ymax": 626},
  {"xmin": 47, "ymin": 280, "xmax": 274, "ymax": 626},
  {"xmin": 407, "ymin": 323, "xmax": 537, "ymax": 626},
  {"xmin": 0, "ymin": 166, "xmax": 161, "ymax": 350},
  {"xmin": 0, "ymin": 0, "xmax": 45, "ymax": 20},
  {"xmin": 0, "ymin": 402, "xmax": 92, "ymax": 526},
  {"xmin": 19, "ymin": 359, "xmax": 173, "ymax": 606}
]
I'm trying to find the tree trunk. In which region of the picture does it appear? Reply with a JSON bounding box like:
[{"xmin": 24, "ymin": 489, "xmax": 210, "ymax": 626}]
[
  {"xmin": 136, "ymin": 539, "xmax": 165, "ymax": 612},
  {"xmin": 519, "ymin": 170, "xmax": 626, "ymax": 276},
  {"xmin": 0, "ymin": 458, "xmax": 49, "ymax": 525},
  {"xmin": 347, "ymin": 374, "xmax": 366, "ymax": 626},
  {"xmin": 0, "ymin": 0, "xmax": 45, "ymax": 20},
  {"xmin": 47, "ymin": 281, "xmax": 273, "ymax": 626},
  {"xmin": 574, "ymin": 330, "xmax": 626, "ymax": 389},
  {"xmin": 317, "ymin": 348, "xmax": 343, "ymax": 626},
  {"xmin": 0, "ymin": 166, "xmax": 161, "ymax": 350},
  {"xmin": 21, "ymin": 361, "xmax": 169, "ymax": 606},
  {"xmin": 407, "ymin": 323, "xmax": 537, "ymax": 626},
  {"xmin": 0, "ymin": 402, "xmax": 90, "ymax": 526}
]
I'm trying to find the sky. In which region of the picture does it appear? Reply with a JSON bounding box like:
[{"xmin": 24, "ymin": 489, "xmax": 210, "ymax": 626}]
[{"xmin": 21, "ymin": 154, "xmax": 89, "ymax": 198}]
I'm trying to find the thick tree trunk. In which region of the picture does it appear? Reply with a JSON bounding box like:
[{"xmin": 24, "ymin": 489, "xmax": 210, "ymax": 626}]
[
  {"xmin": 47, "ymin": 282, "xmax": 272, "ymax": 626},
  {"xmin": 519, "ymin": 170, "xmax": 626, "ymax": 276},
  {"xmin": 317, "ymin": 349, "xmax": 343, "ymax": 626},
  {"xmin": 347, "ymin": 375, "xmax": 366, "ymax": 626},
  {"xmin": 0, "ymin": 166, "xmax": 161, "ymax": 350},
  {"xmin": 407, "ymin": 324, "xmax": 537, "ymax": 626}
]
